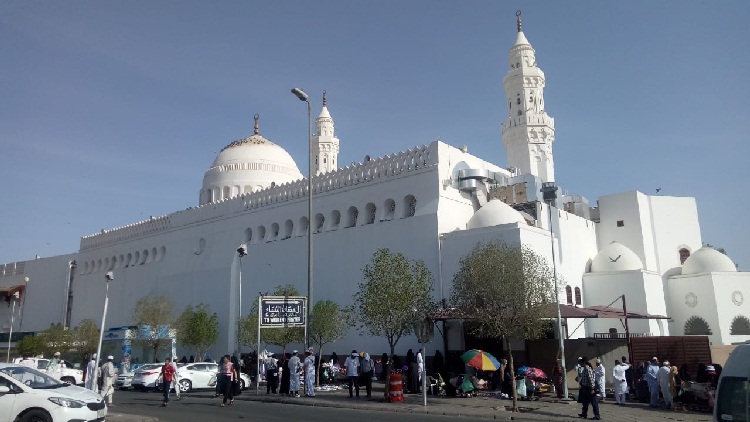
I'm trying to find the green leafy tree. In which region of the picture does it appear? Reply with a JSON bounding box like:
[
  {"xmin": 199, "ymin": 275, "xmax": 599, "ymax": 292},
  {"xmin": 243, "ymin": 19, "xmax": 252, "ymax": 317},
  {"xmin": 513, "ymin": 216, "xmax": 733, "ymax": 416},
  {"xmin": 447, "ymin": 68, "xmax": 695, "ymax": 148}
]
[
  {"xmin": 15, "ymin": 334, "xmax": 44, "ymax": 358},
  {"xmin": 40, "ymin": 323, "xmax": 73, "ymax": 357},
  {"xmin": 132, "ymin": 295, "xmax": 176, "ymax": 362},
  {"xmin": 175, "ymin": 304, "xmax": 218, "ymax": 362},
  {"xmin": 354, "ymin": 248, "xmax": 435, "ymax": 357},
  {"xmin": 310, "ymin": 300, "xmax": 352, "ymax": 386},
  {"xmin": 450, "ymin": 242, "xmax": 555, "ymax": 412},
  {"xmin": 72, "ymin": 319, "xmax": 100, "ymax": 361}
]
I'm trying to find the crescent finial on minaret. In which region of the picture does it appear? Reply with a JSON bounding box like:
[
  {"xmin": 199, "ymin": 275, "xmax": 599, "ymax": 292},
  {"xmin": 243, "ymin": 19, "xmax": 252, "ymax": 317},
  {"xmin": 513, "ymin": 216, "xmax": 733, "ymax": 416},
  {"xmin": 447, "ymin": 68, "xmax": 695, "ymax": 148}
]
[
  {"xmin": 516, "ymin": 10, "xmax": 522, "ymax": 32},
  {"xmin": 323, "ymin": 90, "xmax": 327, "ymax": 107},
  {"xmin": 254, "ymin": 114, "xmax": 260, "ymax": 135}
]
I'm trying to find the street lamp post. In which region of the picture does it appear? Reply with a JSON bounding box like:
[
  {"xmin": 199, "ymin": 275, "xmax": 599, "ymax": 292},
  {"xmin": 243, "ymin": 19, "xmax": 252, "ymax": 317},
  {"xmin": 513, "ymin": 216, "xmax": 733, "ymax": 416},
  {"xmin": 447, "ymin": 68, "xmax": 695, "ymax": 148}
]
[
  {"xmin": 93, "ymin": 271, "xmax": 114, "ymax": 392},
  {"xmin": 541, "ymin": 182, "xmax": 568, "ymax": 399},
  {"xmin": 291, "ymin": 87, "xmax": 314, "ymax": 349},
  {"xmin": 237, "ymin": 244, "xmax": 247, "ymax": 363},
  {"xmin": 6, "ymin": 291, "xmax": 19, "ymax": 362}
]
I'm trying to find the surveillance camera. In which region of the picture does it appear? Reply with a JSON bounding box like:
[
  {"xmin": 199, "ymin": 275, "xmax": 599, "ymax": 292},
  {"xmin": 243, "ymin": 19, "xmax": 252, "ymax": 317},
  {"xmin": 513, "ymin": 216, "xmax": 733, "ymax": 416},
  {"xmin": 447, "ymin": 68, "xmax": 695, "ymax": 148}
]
[
  {"xmin": 237, "ymin": 244, "xmax": 248, "ymax": 257},
  {"xmin": 105, "ymin": 271, "xmax": 114, "ymax": 281}
]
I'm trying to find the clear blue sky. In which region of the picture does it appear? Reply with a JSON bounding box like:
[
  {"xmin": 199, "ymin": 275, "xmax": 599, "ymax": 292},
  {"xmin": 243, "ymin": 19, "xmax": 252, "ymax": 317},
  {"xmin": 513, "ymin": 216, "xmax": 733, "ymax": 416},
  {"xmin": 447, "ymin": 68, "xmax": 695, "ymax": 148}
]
[{"xmin": 2, "ymin": 1, "xmax": 748, "ymax": 269}]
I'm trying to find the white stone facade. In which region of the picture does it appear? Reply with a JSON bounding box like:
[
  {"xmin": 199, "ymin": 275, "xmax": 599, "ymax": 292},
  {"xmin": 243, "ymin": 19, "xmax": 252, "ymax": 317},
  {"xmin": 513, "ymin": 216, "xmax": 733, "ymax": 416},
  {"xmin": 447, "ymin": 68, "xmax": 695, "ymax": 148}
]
[{"xmin": 2, "ymin": 16, "xmax": 748, "ymax": 363}]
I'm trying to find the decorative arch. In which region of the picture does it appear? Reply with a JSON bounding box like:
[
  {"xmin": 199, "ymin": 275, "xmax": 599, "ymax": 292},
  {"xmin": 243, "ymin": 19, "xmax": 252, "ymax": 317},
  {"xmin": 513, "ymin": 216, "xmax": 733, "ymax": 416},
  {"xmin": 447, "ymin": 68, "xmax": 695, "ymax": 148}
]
[
  {"xmin": 730, "ymin": 315, "xmax": 750, "ymax": 335},
  {"xmin": 314, "ymin": 213, "xmax": 325, "ymax": 233},
  {"xmin": 298, "ymin": 216, "xmax": 309, "ymax": 237},
  {"xmin": 684, "ymin": 316, "xmax": 713, "ymax": 335},
  {"xmin": 403, "ymin": 195, "xmax": 417, "ymax": 218},
  {"xmin": 346, "ymin": 206, "xmax": 359, "ymax": 228},
  {"xmin": 330, "ymin": 210, "xmax": 341, "ymax": 230},
  {"xmin": 565, "ymin": 286, "xmax": 573, "ymax": 305},
  {"xmin": 256, "ymin": 226, "xmax": 266, "ymax": 243},
  {"xmin": 679, "ymin": 247, "xmax": 691, "ymax": 265},
  {"xmin": 244, "ymin": 228, "xmax": 253, "ymax": 243},
  {"xmin": 574, "ymin": 287, "xmax": 582, "ymax": 306},
  {"xmin": 383, "ymin": 198, "xmax": 396, "ymax": 221},
  {"xmin": 365, "ymin": 203, "xmax": 376, "ymax": 225},
  {"xmin": 270, "ymin": 223, "xmax": 280, "ymax": 240}
]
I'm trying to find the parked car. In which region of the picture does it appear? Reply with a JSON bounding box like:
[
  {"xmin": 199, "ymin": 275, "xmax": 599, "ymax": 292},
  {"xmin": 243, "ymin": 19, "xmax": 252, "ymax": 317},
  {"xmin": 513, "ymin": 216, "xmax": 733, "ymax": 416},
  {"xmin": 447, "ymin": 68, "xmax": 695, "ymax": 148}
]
[
  {"xmin": 116, "ymin": 369, "xmax": 135, "ymax": 390},
  {"xmin": 130, "ymin": 364, "xmax": 163, "ymax": 391},
  {"xmin": 177, "ymin": 362, "xmax": 251, "ymax": 392},
  {"xmin": 714, "ymin": 342, "xmax": 749, "ymax": 422},
  {"xmin": 0, "ymin": 363, "xmax": 106, "ymax": 422},
  {"xmin": 12, "ymin": 357, "xmax": 84, "ymax": 386}
]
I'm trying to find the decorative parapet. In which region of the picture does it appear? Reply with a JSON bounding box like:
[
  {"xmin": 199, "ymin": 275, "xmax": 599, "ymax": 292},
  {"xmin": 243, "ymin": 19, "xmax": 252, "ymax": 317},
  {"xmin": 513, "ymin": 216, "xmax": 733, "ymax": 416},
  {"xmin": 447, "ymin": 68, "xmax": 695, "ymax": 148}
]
[
  {"xmin": 501, "ymin": 115, "xmax": 555, "ymax": 134},
  {"xmin": 80, "ymin": 143, "xmax": 437, "ymax": 250}
]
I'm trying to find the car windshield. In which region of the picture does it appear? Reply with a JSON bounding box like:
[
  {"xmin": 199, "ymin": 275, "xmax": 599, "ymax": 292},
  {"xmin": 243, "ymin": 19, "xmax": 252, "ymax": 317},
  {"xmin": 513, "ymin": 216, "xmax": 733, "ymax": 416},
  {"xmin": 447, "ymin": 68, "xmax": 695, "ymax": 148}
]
[{"xmin": 0, "ymin": 366, "xmax": 65, "ymax": 389}]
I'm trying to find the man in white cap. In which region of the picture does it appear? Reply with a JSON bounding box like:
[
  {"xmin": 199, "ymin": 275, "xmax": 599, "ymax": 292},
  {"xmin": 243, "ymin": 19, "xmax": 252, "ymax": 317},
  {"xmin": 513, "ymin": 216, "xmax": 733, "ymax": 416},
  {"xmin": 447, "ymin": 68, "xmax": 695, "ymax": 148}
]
[
  {"xmin": 657, "ymin": 360, "xmax": 673, "ymax": 408},
  {"xmin": 47, "ymin": 352, "xmax": 63, "ymax": 379},
  {"xmin": 287, "ymin": 350, "xmax": 301, "ymax": 397},
  {"xmin": 594, "ymin": 358, "xmax": 606, "ymax": 400},
  {"xmin": 85, "ymin": 354, "xmax": 98, "ymax": 391},
  {"xmin": 344, "ymin": 350, "xmax": 360, "ymax": 398},
  {"xmin": 100, "ymin": 356, "xmax": 117, "ymax": 407}
]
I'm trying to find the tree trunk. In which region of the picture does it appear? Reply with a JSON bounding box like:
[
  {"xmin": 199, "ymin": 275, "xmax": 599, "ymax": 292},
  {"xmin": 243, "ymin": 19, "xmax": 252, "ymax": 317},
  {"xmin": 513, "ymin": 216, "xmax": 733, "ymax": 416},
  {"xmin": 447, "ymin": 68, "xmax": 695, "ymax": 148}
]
[
  {"xmin": 506, "ymin": 337, "xmax": 519, "ymax": 412},
  {"xmin": 316, "ymin": 345, "xmax": 323, "ymax": 387}
]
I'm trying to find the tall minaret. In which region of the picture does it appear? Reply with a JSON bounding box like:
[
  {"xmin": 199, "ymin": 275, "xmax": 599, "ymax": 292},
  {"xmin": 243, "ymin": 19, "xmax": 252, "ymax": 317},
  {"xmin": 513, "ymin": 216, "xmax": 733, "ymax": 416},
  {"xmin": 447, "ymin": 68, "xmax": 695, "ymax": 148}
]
[
  {"xmin": 501, "ymin": 11, "xmax": 556, "ymax": 182},
  {"xmin": 313, "ymin": 91, "xmax": 340, "ymax": 175}
]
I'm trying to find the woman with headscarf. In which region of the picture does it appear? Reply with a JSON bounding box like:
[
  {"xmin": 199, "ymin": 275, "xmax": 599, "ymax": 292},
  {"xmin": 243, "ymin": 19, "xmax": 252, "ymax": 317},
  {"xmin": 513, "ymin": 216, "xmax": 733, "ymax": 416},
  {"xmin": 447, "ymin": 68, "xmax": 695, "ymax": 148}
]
[
  {"xmin": 279, "ymin": 354, "xmax": 290, "ymax": 395},
  {"xmin": 303, "ymin": 348, "xmax": 316, "ymax": 397}
]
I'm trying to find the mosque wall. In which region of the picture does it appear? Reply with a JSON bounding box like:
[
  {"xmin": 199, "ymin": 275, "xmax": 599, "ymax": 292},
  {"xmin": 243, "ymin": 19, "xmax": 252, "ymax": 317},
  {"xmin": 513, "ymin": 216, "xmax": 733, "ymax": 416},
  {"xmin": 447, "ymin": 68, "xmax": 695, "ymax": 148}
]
[
  {"xmin": 665, "ymin": 274, "xmax": 722, "ymax": 345},
  {"xmin": 643, "ymin": 195, "xmax": 702, "ymax": 276},
  {"xmin": 596, "ymin": 191, "xmax": 657, "ymax": 272}
]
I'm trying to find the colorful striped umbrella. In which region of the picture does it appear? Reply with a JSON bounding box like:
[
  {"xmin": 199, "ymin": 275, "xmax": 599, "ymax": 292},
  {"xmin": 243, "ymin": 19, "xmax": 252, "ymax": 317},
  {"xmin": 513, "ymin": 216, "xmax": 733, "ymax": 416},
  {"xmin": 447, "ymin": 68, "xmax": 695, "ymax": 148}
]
[{"xmin": 460, "ymin": 349, "xmax": 502, "ymax": 371}]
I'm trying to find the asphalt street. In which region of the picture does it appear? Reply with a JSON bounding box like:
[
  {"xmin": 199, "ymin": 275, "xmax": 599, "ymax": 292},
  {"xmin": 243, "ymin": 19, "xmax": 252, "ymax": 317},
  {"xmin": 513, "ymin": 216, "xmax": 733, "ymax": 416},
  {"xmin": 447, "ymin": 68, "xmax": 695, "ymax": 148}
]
[{"xmin": 108, "ymin": 389, "xmax": 459, "ymax": 422}]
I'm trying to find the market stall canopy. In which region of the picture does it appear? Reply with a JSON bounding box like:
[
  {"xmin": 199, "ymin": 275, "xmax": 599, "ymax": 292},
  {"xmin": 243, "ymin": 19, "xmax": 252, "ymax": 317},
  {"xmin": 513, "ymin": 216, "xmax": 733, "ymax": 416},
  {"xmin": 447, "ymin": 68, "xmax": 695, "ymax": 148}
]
[{"xmin": 551, "ymin": 304, "xmax": 669, "ymax": 320}]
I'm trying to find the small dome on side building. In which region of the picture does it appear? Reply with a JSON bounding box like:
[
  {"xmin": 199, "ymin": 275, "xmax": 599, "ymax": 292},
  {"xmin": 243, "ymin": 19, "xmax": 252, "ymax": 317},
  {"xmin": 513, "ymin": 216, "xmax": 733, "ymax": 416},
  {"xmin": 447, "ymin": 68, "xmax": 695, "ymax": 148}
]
[
  {"xmin": 590, "ymin": 242, "xmax": 643, "ymax": 273},
  {"xmin": 681, "ymin": 246, "xmax": 737, "ymax": 275},
  {"xmin": 466, "ymin": 199, "xmax": 526, "ymax": 229}
]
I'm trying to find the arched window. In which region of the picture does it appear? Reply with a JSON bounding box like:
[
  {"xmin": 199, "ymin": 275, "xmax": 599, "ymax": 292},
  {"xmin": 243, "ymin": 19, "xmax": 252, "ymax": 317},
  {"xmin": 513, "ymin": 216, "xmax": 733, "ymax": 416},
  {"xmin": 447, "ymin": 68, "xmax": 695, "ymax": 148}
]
[
  {"xmin": 403, "ymin": 195, "xmax": 417, "ymax": 218},
  {"xmin": 222, "ymin": 186, "xmax": 231, "ymax": 200},
  {"xmin": 679, "ymin": 248, "xmax": 691, "ymax": 265},
  {"xmin": 314, "ymin": 213, "xmax": 325, "ymax": 233},
  {"xmin": 565, "ymin": 286, "xmax": 573, "ymax": 305},
  {"xmin": 330, "ymin": 210, "xmax": 341, "ymax": 230},
  {"xmin": 346, "ymin": 206, "xmax": 359, "ymax": 228},
  {"xmin": 365, "ymin": 203, "xmax": 376, "ymax": 224},
  {"xmin": 730, "ymin": 315, "xmax": 750, "ymax": 335},
  {"xmin": 574, "ymin": 287, "xmax": 582, "ymax": 306},
  {"xmin": 257, "ymin": 226, "xmax": 266, "ymax": 242},
  {"xmin": 383, "ymin": 199, "xmax": 396, "ymax": 221},
  {"xmin": 298, "ymin": 216, "xmax": 309, "ymax": 237},
  {"xmin": 283, "ymin": 219, "xmax": 293, "ymax": 239},
  {"xmin": 684, "ymin": 316, "xmax": 713, "ymax": 335},
  {"xmin": 244, "ymin": 228, "xmax": 253, "ymax": 243},
  {"xmin": 270, "ymin": 223, "xmax": 280, "ymax": 240}
]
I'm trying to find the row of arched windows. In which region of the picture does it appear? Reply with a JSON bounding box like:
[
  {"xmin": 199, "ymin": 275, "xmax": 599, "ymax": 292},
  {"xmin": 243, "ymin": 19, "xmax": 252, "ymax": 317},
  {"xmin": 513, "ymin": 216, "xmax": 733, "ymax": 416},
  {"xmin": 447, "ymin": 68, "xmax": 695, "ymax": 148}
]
[
  {"xmin": 81, "ymin": 246, "xmax": 167, "ymax": 274},
  {"xmin": 243, "ymin": 195, "xmax": 417, "ymax": 244},
  {"xmin": 565, "ymin": 285, "xmax": 582, "ymax": 306}
]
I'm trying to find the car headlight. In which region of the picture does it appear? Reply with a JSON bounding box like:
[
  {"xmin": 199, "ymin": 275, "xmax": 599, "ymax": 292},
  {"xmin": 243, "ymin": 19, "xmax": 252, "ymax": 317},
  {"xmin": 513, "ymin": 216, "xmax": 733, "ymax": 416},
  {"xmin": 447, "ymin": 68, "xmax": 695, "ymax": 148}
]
[{"xmin": 48, "ymin": 397, "xmax": 86, "ymax": 408}]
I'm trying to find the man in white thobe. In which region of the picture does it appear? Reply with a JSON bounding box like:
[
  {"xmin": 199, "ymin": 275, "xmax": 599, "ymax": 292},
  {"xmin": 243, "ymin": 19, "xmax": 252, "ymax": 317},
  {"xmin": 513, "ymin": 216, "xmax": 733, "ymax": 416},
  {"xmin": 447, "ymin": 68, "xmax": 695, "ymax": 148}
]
[
  {"xmin": 594, "ymin": 359, "xmax": 606, "ymax": 400},
  {"xmin": 657, "ymin": 360, "xmax": 673, "ymax": 409},
  {"xmin": 47, "ymin": 352, "xmax": 63, "ymax": 379},
  {"xmin": 612, "ymin": 359, "xmax": 630, "ymax": 405},
  {"xmin": 101, "ymin": 356, "xmax": 117, "ymax": 406},
  {"xmin": 84, "ymin": 354, "xmax": 98, "ymax": 391}
]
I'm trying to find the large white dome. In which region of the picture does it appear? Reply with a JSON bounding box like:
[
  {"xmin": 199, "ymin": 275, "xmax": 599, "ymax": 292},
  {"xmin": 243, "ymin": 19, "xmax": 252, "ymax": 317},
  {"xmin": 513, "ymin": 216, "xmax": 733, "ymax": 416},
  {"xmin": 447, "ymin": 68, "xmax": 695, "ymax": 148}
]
[
  {"xmin": 590, "ymin": 242, "xmax": 643, "ymax": 273},
  {"xmin": 199, "ymin": 116, "xmax": 303, "ymax": 205},
  {"xmin": 682, "ymin": 246, "xmax": 737, "ymax": 275},
  {"xmin": 467, "ymin": 199, "xmax": 527, "ymax": 229}
]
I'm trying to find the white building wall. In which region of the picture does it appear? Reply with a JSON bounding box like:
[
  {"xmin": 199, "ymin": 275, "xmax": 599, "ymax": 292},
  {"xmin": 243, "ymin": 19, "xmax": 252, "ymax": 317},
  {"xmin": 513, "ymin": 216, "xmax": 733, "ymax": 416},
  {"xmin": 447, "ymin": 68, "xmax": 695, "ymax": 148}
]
[
  {"xmin": 646, "ymin": 196, "xmax": 702, "ymax": 275},
  {"xmin": 596, "ymin": 191, "xmax": 657, "ymax": 272}
]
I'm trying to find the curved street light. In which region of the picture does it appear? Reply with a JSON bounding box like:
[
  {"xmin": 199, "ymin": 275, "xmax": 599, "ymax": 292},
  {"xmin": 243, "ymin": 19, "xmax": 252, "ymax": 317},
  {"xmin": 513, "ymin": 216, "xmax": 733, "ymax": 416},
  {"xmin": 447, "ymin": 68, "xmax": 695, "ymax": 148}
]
[{"xmin": 92, "ymin": 271, "xmax": 114, "ymax": 392}]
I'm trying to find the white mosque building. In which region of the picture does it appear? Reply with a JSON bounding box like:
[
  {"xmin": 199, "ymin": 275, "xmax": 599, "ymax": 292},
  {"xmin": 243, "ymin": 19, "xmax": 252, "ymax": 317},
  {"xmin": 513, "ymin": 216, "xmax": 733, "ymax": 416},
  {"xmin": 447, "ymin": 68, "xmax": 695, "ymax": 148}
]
[{"xmin": 1, "ymin": 15, "xmax": 748, "ymax": 361}]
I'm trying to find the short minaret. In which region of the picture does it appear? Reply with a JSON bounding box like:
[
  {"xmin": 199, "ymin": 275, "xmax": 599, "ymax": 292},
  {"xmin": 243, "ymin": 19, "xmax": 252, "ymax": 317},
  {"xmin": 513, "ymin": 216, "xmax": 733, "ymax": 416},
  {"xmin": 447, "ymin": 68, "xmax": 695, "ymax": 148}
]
[
  {"xmin": 501, "ymin": 11, "xmax": 556, "ymax": 182},
  {"xmin": 313, "ymin": 91, "xmax": 340, "ymax": 175}
]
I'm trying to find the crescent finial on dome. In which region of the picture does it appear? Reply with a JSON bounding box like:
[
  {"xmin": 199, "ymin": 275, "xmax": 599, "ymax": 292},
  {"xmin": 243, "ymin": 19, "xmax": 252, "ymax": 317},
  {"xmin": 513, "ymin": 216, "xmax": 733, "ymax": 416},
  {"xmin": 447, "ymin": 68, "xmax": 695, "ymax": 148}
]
[
  {"xmin": 516, "ymin": 10, "xmax": 522, "ymax": 32},
  {"xmin": 254, "ymin": 114, "xmax": 260, "ymax": 135},
  {"xmin": 322, "ymin": 90, "xmax": 327, "ymax": 107}
]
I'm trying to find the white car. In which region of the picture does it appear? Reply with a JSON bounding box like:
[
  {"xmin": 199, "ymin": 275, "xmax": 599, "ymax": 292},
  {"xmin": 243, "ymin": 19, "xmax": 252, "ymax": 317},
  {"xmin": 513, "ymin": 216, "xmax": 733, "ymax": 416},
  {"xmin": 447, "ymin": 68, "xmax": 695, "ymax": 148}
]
[
  {"xmin": 12, "ymin": 358, "xmax": 84, "ymax": 386},
  {"xmin": 130, "ymin": 364, "xmax": 163, "ymax": 391},
  {"xmin": 0, "ymin": 363, "xmax": 106, "ymax": 422},
  {"xmin": 177, "ymin": 362, "xmax": 251, "ymax": 392},
  {"xmin": 115, "ymin": 370, "xmax": 134, "ymax": 390}
]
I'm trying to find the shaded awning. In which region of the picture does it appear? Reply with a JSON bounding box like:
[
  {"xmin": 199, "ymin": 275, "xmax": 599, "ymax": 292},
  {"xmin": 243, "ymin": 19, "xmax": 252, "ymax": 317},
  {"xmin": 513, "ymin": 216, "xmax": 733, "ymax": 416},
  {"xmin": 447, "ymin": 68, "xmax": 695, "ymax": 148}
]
[{"xmin": 553, "ymin": 304, "xmax": 668, "ymax": 320}]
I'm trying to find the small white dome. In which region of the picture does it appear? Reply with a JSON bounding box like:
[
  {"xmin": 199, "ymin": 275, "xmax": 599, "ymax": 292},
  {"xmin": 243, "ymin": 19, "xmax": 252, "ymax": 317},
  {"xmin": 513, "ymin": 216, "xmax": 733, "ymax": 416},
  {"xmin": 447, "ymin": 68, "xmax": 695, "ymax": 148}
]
[
  {"xmin": 682, "ymin": 246, "xmax": 737, "ymax": 275},
  {"xmin": 590, "ymin": 242, "xmax": 643, "ymax": 272},
  {"xmin": 466, "ymin": 199, "xmax": 526, "ymax": 229}
]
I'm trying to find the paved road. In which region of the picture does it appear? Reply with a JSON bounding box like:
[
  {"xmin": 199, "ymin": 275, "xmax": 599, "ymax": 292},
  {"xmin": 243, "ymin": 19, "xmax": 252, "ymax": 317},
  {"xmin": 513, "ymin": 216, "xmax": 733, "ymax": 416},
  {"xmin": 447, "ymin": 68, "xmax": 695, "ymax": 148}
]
[{"xmin": 107, "ymin": 385, "xmax": 714, "ymax": 422}]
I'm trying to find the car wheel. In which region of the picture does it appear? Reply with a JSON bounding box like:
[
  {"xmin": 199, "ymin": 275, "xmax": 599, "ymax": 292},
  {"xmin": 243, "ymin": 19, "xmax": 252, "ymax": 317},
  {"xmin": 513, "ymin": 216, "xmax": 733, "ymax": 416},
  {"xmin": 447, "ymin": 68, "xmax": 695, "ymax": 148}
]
[
  {"xmin": 20, "ymin": 409, "xmax": 52, "ymax": 422},
  {"xmin": 178, "ymin": 379, "xmax": 192, "ymax": 393}
]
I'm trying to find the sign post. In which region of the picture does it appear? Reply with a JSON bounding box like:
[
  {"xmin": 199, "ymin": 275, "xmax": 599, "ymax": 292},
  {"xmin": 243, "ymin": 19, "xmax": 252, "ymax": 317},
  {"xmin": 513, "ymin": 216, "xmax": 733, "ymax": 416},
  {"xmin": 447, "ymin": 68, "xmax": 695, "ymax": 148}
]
[{"xmin": 256, "ymin": 295, "xmax": 307, "ymax": 395}]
